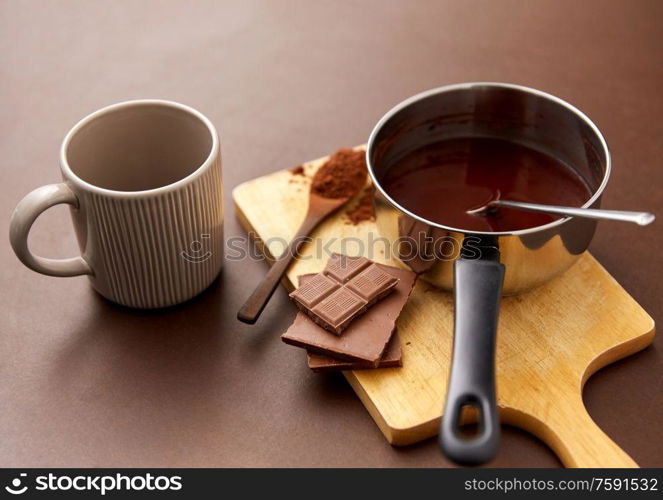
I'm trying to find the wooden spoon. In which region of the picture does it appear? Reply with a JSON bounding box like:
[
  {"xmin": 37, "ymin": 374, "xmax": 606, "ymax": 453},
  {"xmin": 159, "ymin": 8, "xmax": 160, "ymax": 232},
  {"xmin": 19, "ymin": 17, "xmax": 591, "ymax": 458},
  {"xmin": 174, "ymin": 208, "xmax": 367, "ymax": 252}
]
[{"xmin": 237, "ymin": 163, "xmax": 365, "ymax": 324}]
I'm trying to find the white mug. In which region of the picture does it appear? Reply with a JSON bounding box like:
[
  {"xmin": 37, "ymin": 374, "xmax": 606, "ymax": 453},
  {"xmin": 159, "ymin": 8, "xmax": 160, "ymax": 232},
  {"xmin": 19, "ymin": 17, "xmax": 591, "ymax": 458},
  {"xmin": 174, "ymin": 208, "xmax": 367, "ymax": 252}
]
[{"xmin": 9, "ymin": 100, "xmax": 224, "ymax": 309}]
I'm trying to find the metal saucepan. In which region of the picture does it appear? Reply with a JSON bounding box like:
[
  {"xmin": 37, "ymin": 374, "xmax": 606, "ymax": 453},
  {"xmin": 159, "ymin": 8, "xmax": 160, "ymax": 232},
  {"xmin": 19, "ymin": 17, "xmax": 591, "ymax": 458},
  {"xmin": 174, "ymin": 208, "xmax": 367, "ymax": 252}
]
[{"xmin": 365, "ymin": 83, "xmax": 611, "ymax": 465}]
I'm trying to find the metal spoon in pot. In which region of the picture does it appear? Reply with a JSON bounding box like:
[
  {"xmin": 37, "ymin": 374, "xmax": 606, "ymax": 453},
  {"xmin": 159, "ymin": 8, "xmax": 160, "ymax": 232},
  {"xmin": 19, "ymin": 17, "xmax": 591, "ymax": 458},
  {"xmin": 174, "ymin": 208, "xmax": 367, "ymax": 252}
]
[{"xmin": 468, "ymin": 199, "xmax": 655, "ymax": 226}]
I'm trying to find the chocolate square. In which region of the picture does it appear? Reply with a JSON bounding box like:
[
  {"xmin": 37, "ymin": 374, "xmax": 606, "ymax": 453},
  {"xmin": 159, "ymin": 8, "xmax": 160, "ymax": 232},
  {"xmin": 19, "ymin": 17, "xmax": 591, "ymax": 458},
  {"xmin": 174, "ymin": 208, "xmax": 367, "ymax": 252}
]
[
  {"xmin": 310, "ymin": 288, "xmax": 367, "ymax": 332},
  {"xmin": 323, "ymin": 254, "xmax": 371, "ymax": 282},
  {"xmin": 290, "ymin": 273, "xmax": 339, "ymax": 309},
  {"xmin": 346, "ymin": 264, "xmax": 398, "ymax": 301}
]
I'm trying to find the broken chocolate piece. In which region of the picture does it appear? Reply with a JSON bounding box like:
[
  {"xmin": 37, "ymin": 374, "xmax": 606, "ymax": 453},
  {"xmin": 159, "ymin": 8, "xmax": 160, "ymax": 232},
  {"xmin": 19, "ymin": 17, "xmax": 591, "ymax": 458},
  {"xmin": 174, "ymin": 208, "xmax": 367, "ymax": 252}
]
[
  {"xmin": 289, "ymin": 254, "xmax": 398, "ymax": 335},
  {"xmin": 282, "ymin": 265, "xmax": 417, "ymax": 364},
  {"xmin": 307, "ymin": 331, "xmax": 403, "ymax": 373}
]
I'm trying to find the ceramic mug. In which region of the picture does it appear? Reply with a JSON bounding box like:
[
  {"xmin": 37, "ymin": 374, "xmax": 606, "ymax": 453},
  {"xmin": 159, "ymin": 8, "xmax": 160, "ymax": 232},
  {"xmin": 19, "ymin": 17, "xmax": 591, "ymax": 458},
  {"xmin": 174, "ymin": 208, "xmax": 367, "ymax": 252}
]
[{"xmin": 9, "ymin": 100, "xmax": 224, "ymax": 309}]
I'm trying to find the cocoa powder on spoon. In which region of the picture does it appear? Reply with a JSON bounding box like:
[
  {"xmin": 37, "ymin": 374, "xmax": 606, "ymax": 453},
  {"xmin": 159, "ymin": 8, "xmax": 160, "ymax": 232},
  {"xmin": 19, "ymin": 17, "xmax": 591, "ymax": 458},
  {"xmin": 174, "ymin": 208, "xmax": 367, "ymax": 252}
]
[{"xmin": 311, "ymin": 148, "xmax": 367, "ymax": 199}]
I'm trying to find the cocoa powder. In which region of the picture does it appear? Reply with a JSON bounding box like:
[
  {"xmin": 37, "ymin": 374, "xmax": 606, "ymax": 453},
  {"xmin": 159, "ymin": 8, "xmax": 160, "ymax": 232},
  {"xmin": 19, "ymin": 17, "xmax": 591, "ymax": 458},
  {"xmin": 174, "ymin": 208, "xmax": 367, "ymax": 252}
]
[
  {"xmin": 346, "ymin": 186, "xmax": 376, "ymax": 224},
  {"xmin": 290, "ymin": 165, "xmax": 305, "ymax": 176},
  {"xmin": 311, "ymin": 148, "xmax": 367, "ymax": 199}
]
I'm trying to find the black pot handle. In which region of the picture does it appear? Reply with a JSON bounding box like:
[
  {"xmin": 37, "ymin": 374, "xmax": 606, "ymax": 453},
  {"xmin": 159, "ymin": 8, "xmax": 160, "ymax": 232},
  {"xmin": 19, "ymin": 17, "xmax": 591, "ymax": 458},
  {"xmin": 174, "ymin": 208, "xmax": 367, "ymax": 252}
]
[{"xmin": 439, "ymin": 244, "xmax": 505, "ymax": 466}]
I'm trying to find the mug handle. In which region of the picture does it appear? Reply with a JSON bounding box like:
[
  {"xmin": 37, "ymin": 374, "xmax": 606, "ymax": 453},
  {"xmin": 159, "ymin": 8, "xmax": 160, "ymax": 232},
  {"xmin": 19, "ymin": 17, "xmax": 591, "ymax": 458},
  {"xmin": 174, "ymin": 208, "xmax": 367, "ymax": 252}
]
[{"xmin": 9, "ymin": 183, "xmax": 92, "ymax": 277}]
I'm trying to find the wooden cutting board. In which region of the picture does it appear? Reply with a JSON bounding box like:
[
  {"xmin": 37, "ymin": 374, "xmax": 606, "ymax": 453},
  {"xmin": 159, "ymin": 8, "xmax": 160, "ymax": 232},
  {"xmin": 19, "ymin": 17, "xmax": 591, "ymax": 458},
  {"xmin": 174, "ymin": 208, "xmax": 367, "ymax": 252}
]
[{"xmin": 232, "ymin": 149, "xmax": 655, "ymax": 468}]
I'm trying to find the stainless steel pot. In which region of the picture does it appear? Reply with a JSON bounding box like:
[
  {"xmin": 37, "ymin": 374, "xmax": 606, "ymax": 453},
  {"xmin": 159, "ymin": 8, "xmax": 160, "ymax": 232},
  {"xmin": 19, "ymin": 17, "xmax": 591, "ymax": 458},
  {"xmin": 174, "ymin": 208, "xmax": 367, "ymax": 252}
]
[{"xmin": 365, "ymin": 83, "xmax": 611, "ymax": 465}]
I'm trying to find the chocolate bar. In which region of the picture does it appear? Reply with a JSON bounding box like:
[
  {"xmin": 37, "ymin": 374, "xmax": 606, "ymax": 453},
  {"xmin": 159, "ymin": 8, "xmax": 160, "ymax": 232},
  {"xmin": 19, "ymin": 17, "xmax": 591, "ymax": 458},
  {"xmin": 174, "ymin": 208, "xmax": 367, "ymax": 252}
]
[
  {"xmin": 306, "ymin": 331, "xmax": 403, "ymax": 373},
  {"xmin": 282, "ymin": 265, "xmax": 417, "ymax": 364},
  {"xmin": 289, "ymin": 254, "xmax": 398, "ymax": 334}
]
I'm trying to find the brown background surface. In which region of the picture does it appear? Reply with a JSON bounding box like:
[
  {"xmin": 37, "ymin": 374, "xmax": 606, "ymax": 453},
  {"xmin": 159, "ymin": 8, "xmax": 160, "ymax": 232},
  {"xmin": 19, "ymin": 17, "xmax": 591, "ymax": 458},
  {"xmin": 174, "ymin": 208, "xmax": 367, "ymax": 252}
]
[{"xmin": 1, "ymin": 0, "xmax": 661, "ymax": 467}]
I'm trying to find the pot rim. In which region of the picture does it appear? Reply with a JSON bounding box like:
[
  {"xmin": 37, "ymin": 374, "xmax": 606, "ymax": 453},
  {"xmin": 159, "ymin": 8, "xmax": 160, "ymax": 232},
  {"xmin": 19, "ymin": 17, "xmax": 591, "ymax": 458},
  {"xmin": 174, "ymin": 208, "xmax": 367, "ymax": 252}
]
[{"xmin": 365, "ymin": 82, "xmax": 611, "ymax": 237}]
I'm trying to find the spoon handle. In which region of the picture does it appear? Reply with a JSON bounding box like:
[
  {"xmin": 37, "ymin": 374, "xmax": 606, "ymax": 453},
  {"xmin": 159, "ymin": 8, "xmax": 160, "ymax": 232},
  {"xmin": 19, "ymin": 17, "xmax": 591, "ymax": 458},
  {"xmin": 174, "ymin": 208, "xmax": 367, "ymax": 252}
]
[
  {"xmin": 237, "ymin": 213, "xmax": 322, "ymax": 324},
  {"xmin": 496, "ymin": 200, "xmax": 656, "ymax": 226}
]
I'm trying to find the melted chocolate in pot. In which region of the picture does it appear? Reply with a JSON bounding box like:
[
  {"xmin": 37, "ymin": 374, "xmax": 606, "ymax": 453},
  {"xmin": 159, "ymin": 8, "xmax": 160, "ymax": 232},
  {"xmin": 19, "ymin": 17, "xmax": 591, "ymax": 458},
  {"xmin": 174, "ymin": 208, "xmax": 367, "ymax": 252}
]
[{"xmin": 379, "ymin": 137, "xmax": 592, "ymax": 232}]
